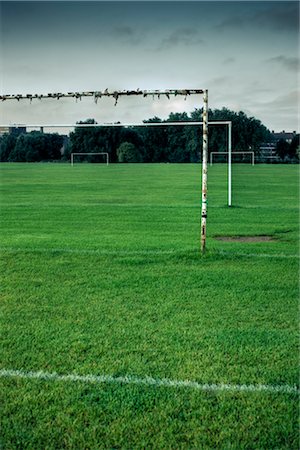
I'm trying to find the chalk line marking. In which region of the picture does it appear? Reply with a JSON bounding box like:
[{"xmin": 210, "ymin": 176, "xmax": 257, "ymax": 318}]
[
  {"xmin": 0, "ymin": 369, "xmax": 298, "ymax": 395},
  {"xmin": 0, "ymin": 247, "xmax": 298, "ymax": 259}
]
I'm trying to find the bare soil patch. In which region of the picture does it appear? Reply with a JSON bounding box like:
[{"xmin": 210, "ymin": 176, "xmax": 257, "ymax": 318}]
[{"xmin": 214, "ymin": 235, "xmax": 276, "ymax": 243}]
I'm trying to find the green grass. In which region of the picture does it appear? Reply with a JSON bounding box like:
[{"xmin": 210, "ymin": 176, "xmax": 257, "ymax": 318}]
[{"xmin": 0, "ymin": 163, "xmax": 299, "ymax": 449}]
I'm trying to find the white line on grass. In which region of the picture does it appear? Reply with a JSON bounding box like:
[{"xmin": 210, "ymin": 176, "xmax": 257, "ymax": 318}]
[
  {"xmin": 0, "ymin": 247, "xmax": 299, "ymax": 259},
  {"xmin": 0, "ymin": 369, "xmax": 298, "ymax": 395}
]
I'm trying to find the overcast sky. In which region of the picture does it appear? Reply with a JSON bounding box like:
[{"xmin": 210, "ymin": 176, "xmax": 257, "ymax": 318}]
[{"xmin": 0, "ymin": 1, "xmax": 299, "ymax": 132}]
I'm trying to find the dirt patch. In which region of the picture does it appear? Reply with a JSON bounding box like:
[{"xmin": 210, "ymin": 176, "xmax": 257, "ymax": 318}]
[{"xmin": 214, "ymin": 235, "xmax": 276, "ymax": 243}]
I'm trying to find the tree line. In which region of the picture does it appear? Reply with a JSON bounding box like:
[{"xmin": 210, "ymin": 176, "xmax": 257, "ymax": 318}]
[
  {"xmin": 275, "ymin": 138, "xmax": 299, "ymax": 162},
  {"xmin": 0, "ymin": 108, "xmax": 298, "ymax": 163},
  {"xmin": 0, "ymin": 132, "xmax": 63, "ymax": 162},
  {"xmin": 65, "ymin": 109, "xmax": 272, "ymax": 163}
]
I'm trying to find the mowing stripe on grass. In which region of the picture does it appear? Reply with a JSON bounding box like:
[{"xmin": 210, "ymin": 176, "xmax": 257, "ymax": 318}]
[
  {"xmin": 0, "ymin": 247, "xmax": 177, "ymax": 256},
  {"xmin": 0, "ymin": 247, "xmax": 299, "ymax": 259},
  {"xmin": 0, "ymin": 369, "xmax": 298, "ymax": 395},
  {"xmin": 218, "ymin": 250, "xmax": 299, "ymax": 259}
]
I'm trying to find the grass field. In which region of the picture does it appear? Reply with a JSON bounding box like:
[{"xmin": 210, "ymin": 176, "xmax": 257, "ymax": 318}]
[{"xmin": 0, "ymin": 162, "xmax": 299, "ymax": 449}]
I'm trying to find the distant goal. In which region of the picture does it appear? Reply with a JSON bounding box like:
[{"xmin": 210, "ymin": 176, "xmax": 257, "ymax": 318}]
[
  {"xmin": 210, "ymin": 151, "xmax": 254, "ymax": 166},
  {"xmin": 71, "ymin": 152, "xmax": 109, "ymax": 166}
]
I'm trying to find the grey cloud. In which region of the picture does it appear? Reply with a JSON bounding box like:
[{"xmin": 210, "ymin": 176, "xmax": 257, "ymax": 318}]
[
  {"xmin": 257, "ymin": 90, "xmax": 299, "ymax": 110},
  {"xmin": 216, "ymin": 3, "xmax": 299, "ymax": 33},
  {"xmin": 157, "ymin": 28, "xmax": 204, "ymax": 50},
  {"xmin": 211, "ymin": 76, "xmax": 231, "ymax": 85},
  {"xmin": 266, "ymin": 55, "xmax": 299, "ymax": 72},
  {"xmin": 246, "ymin": 83, "xmax": 273, "ymax": 95},
  {"xmin": 112, "ymin": 26, "xmax": 144, "ymax": 45},
  {"xmin": 215, "ymin": 17, "xmax": 244, "ymax": 32},
  {"xmin": 252, "ymin": 3, "xmax": 299, "ymax": 32},
  {"xmin": 114, "ymin": 26, "xmax": 135, "ymax": 37},
  {"xmin": 223, "ymin": 57, "xmax": 236, "ymax": 65}
]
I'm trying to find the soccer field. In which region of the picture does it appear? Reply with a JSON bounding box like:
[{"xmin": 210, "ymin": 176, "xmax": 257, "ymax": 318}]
[{"xmin": 0, "ymin": 163, "xmax": 299, "ymax": 448}]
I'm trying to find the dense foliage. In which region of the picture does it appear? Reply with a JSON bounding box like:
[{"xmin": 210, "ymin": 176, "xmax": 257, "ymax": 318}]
[
  {"xmin": 66, "ymin": 109, "xmax": 272, "ymax": 163},
  {"xmin": 0, "ymin": 132, "xmax": 63, "ymax": 162},
  {"xmin": 117, "ymin": 142, "xmax": 142, "ymax": 163},
  {"xmin": 276, "ymin": 136, "xmax": 300, "ymax": 162},
  {"xmin": 0, "ymin": 109, "xmax": 298, "ymax": 162}
]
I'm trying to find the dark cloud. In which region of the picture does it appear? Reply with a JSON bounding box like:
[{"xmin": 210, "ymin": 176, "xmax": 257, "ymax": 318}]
[
  {"xmin": 258, "ymin": 90, "xmax": 299, "ymax": 110},
  {"xmin": 266, "ymin": 55, "xmax": 299, "ymax": 72},
  {"xmin": 211, "ymin": 76, "xmax": 231, "ymax": 85},
  {"xmin": 114, "ymin": 26, "xmax": 135, "ymax": 37},
  {"xmin": 215, "ymin": 16, "xmax": 244, "ymax": 32},
  {"xmin": 223, "ymin": 57, "xmax": 236, "ymax": 65},
  {"xmin": 252, "ymin": 3, "xmax": 299, "ymax": 32},
  {"xmin": 112, "ymin": 26, "xmax": 145, "ymax": 45},
  {"xmin": 157, "ymin": 28, "xmax": 204, "ymax": 51},
  {"xmin": 216, "ymin": 2, "xmax": 299, "ymax": 33}
]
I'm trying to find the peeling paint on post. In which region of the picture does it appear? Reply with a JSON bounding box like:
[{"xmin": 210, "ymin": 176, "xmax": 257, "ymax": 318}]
[{"xmin": 201, "ymin": 89, "xmax": 208, "ymax": 253}]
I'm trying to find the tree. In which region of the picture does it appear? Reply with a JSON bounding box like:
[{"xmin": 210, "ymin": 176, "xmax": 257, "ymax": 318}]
[
  {"xmin": 275, "ymin": 139, "xmax": 290, "ymax": 161},
  {"xmin": 289, "ymin": 135, "xmax": 300, "ymax": 160},
  {"xmin": 275, "ymin": 136, "xmax": 299, "ymax": 163},
  {"xmin": 46, "ymin": 134, "xmax": 64, "ymax": 160},
  {"xmin": 190, "ymin": 107, "xmax": 271, "ymax": 157},
  {"xmin": 67, "ymin": 109, "xmax": 272, "ymax": 164},
  {"xmin": 0, "ymin": 134, "xmax": 17, "ymax": 161},
  {"xmin": 137, "ymin": 117, "xmax": 168, "ymax": 162},
  {"xmin": 8, "ymin": 135, "xmax": 27, "ymax": 161},
  {"xmin": 165, "ymin": 112, "xmax": 192, "ymax": 162},
  {"xmin": 69, "ymin": 119, "xmax": 143, "ymax": 163},
  {"xmin": 8, "ymin": 132, "xmax": 63, "ymax": 162},
  {"xmin": 117, "ymin": 142, "xmax": 141, "ymax": 162}
]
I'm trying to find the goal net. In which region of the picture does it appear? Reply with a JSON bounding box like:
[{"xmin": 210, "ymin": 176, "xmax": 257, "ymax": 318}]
[
  {"xmin": 210, "ymin": 151, "xmax": 254, "ymax": 166},
  {"xmin": 189, "ymin": 123, "xmax": 256, "ymax": 208},
  {"xmin": 210, "ymin": 151, "xmax": 256, "ymax": 207},
  {"xmin": 71, "ymin": 152, "xmax": 109, "ymax": 166}
]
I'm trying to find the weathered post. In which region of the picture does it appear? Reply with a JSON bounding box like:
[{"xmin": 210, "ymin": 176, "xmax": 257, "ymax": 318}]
[
  {"xmin": 201, "ymin": 89, "xmax": 208, "ymax": 253},
  {"xmin": 228, "ymin": 120, "xmax": 232, "ymax": 207},
  {"xmin": 2, "ymin": 88, "xmax": 208, "ymax": 251}
]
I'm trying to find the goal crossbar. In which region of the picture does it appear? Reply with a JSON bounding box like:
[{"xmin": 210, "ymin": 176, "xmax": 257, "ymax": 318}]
[
  {"xmin": 2, "ymin": 121, "xmax": 231, "ymax": 128},
  {"xmin": 71, "ymin": 152, "xmax": 109, "ymax": 166},
  {"xmin": 0, "ymin": 89, "xmax": 205, "ymax": 103}
]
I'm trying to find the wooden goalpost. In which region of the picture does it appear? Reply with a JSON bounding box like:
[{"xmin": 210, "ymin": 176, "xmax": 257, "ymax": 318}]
[{"xmin": 1, "ymin": 88, "xmax": 209, "ymax": 252}]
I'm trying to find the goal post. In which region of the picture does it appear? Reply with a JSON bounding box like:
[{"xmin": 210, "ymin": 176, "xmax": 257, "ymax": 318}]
[
  {"xmin": 3, "ymin": 120, "xmax": 233, "ymax": 206},
  {"xmin": 1, "ymin": 88, "xmax": 210, "ymax": 252},
  {"xmin": 71, "ymin": 152, "xmax": 109, "ymax": 166}
]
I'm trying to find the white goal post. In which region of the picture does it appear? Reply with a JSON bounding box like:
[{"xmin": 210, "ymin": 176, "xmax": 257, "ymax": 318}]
[
  {"xmin": 71, "ymin": 152, "xmax": 109, "ymax": 166},
  {"xmin": 210, "ymin": 151, "xmax": 254, "ymax": 166},
  {"xmin": 2, "ymin": 120, "xmax": 233, "ymax": 206}
]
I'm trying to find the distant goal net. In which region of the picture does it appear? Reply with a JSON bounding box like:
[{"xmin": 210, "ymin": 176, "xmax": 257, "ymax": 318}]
[
  {"xmin": 210, "ymin": 151, "xmax": 254, "ymax": 166},
  {"xmin": 71, "ymin": 152, "xmax": 109, "ymax": 166}
]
